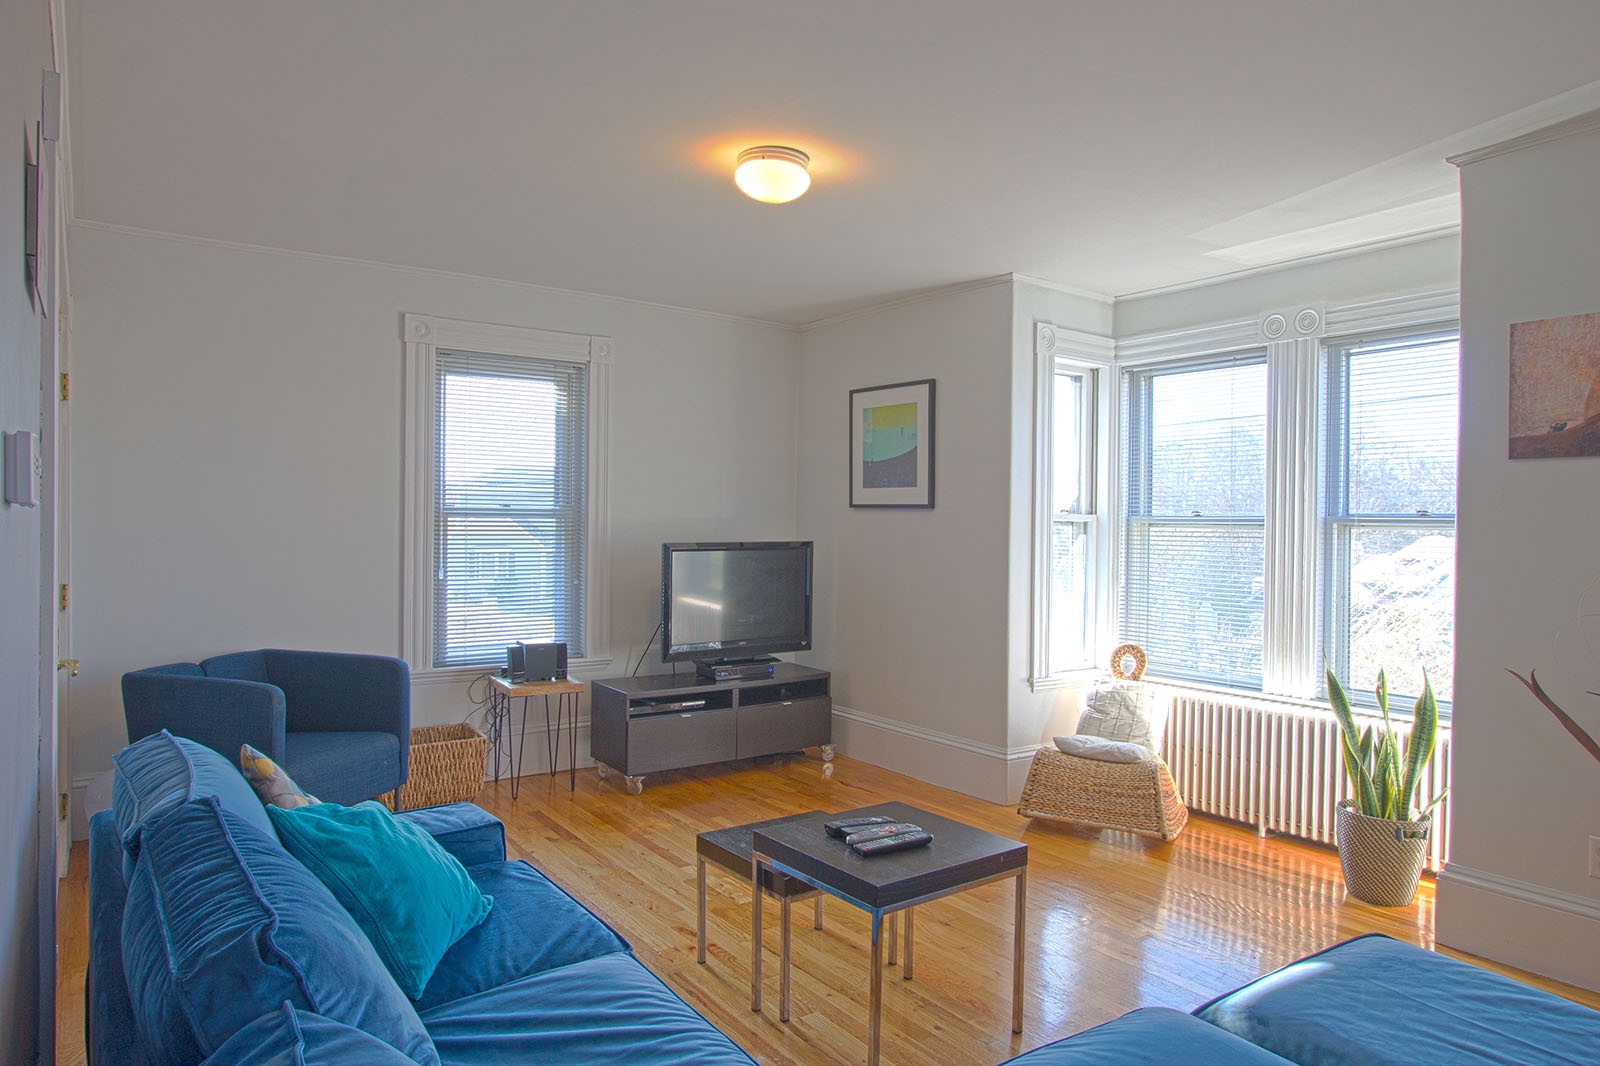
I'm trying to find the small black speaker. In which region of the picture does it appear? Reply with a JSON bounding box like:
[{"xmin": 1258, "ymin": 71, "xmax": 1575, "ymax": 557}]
[
  {"xmin": 505, "ymin": 643, "xmax": 526, "ymax": 681},
  {"xmin": 520, "ymin": 641, "xmax": 568, "ymax": 681}
]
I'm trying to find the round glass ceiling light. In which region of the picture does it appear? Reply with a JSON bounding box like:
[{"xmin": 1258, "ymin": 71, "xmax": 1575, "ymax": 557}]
[{"xmin": 734, "ymin": 146, "xmax": 811, "ymax": 203}]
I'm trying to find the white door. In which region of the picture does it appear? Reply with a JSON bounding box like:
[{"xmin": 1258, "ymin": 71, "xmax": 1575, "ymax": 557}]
[{"xmin": 34, "ymin": 67, "xmax": 62, "ymax": 1066}]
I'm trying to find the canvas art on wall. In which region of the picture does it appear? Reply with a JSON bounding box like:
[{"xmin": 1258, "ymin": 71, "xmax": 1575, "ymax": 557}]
[
  {"xmin": 1509, "ymin": 311, "xmax": 1600, "ymax": 459},
  {"xmin": 849, "ymin": 378, "xmax": 934, "ymax": 508}
]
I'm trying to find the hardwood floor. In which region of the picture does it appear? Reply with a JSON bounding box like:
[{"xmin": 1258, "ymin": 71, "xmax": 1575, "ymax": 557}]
[{"xmin": 57, "ymin": 752, "xmax": 1600, "ymax": 1066}]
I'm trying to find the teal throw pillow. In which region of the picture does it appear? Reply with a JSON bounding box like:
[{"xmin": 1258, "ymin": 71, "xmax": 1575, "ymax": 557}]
[{"xmin": 268, "ymin": 800, "xmax": 493, "ymax": 999}]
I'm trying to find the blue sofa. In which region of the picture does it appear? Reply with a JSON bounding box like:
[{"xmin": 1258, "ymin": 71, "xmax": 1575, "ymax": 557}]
[
  {"xmin": 1003, "ymin": 933, "xmax": 1600, "ymax": 1065},
  {"xmin": 90, "ymin": 731, "xmax": 1600, "ymax": 1065},
  {"xmin": 88, "ymin": 731, "xmax": 757, "ymax": 1066},
  {"xmin": 122, "ymin": 649, "xmax": 410, "ymax": 805}
]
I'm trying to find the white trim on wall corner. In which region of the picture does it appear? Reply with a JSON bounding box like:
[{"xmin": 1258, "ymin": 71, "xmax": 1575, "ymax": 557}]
[
  {"xmin": 830, "ymin": 704, "xmax": 1041, "ymax": 764},
  {"xmin": 1438, "ymin": 862, "xmax": 1600, "ymax": 924}
]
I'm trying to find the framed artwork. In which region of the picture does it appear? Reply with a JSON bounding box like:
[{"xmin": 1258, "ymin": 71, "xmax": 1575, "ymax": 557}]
[
  {"xmin": 1509, "ymin": 311, "xmax": 1600, "ymax": 459},
  {"xmin": 849, "ymin": 378, "xmax": 935, "ymax": 508}
]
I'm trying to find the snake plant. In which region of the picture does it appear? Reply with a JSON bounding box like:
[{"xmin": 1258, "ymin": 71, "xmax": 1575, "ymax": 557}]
[{"xmin": 1325, "ymin": 668, "xmax": 1446, "ymax": 821}]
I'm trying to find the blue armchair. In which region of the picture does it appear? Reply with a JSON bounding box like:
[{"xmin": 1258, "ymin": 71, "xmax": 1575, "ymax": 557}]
[{"xmin": 122, "ymin": 649, "xmax": 410, "ymax": 805}]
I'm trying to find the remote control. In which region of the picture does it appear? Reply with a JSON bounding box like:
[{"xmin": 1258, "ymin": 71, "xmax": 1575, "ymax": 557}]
[
  {"xmin": 824, "ymin": 816, "xmax": 895, "ymax": 839},
  {"xmin": 852, "ymin": 830, "xmax": 934, "ymax": 856},
  {"xmin": 843, "ymin": 822, "xmax": 923, "ymax": 846}
]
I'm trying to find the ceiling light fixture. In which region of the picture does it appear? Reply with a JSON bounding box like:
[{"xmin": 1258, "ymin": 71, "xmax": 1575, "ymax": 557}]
[{"xmin": 734, "ymin": 146, "xmax": 811, "ymax": 204}]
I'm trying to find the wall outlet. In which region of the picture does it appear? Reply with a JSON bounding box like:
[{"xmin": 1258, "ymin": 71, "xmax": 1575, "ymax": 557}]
[{"xmin": 1590, "ymin": 836, "xmax": 1600, "ymax": 879}]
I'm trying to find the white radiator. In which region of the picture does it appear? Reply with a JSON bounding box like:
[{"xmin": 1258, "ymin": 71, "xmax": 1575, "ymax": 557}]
[{"xmin": 1158, "ymin": 688, "xmax": 1452, "ymax": 872}]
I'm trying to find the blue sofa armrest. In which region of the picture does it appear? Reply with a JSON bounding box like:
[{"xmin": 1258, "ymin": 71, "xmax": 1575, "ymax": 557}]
[
  {"xmin": 122, "ymin": 669, "xmax": 287, "ymax": 764},
  {"xmin": 1001, "ymin": 1008, "xmax": 1296, "ymax": 1065},
  {"xmin": 88, "ymin": 810, "xmax": 158, "ymax": 1066},
  {"xmin": 1194, "ymin": 934, "xmax": 1600, "ymax": 1065},
  {"xmin": 396, "ymin": 802, "xmax": 506, "ymax": 866},
  {"xmin": 262, "ymin": 650, "xmax": 411, "ymax": 779}
]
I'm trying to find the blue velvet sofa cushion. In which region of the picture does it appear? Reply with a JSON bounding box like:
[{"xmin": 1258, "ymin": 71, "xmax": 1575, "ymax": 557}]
[
  {"xmin": 120, "ymin": 796, "xmax": 439, "ymax": 1066},
  {"xmin": 1194, "ymin": 933, "xmax": 1600, "ymax": 1065},
  {"xmin": 420, "ymin": 951, "xmax": 758, "ymax": 1066},
  {"xmin": 414, "ymin": 860, "xmax": 629, "ymax": 1012},
  {"xmin": 395, "ymin": 803, "xmax": 506, "ymax": 868},
  {"xmin": 268, "ymin": 801, "xmax": 493, "ymax": 1000},
  {"xmin": 111, "ymin": 729, "xmax": 276, "ymax": 874},
  {"xmin": 87, "ymin": 812, "xmax": 157, "ymax": 1066},
  {"xmin": 1000, "ymin": 1008, "xmax": 1297, "ymax": 1065},
  {"xmin": 200, "ymin": 1003, "xmax": 421, "ymax": 1066}
]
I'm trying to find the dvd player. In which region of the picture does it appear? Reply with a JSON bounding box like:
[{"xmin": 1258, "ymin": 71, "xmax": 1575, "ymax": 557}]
[{"xmin": 695, "ymin": 658, "xmax": 777, "ymax": 682}]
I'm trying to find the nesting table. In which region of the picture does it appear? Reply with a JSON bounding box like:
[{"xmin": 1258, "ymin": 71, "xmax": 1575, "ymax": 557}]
[{"xmin": 747, "ymin": 803, "xmax": 1028, "ymax": 1066}]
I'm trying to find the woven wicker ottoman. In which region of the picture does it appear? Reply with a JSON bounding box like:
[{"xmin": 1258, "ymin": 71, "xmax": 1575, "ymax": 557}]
[
  {"xmin": 394, "ymin": 722, "xmax": 488, "ymax": 811},
  {"xmin": 1017, "ymin": 746, "xmax": 1189, "ymax": 840}
]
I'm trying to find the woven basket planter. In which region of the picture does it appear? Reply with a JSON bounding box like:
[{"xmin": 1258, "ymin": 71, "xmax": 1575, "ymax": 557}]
[
  {"xmin": 1335, "ymin": 798, "xmax": 1431, "ymax": 907},
  {"xmin": 394, "ymin": 723, "xmax": 488, "ymax": 811}
]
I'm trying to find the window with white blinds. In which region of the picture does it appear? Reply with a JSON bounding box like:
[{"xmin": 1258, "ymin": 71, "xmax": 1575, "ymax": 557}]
[
  {"xmin": 1046, "ymin": 364, "xmax": 1097, "ymax": 674},
  {"xmin": 1323, "ymin": 330, "xmax": 1458, "ymax": 708},
  {"xmin": 1122, "ymin": 355, "xmax": 1268, "ymax": 688},
  {"xmin": 432, "ymin": 349, "xmax": 587, "ymax": 668}
]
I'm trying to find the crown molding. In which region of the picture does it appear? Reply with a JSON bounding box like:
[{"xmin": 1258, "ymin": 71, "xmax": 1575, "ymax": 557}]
[
  {"xmin": 796, "ymin": 274, "xmax": 1016, "ymax": 332},
  {"xmin": 1447, "ymin": 107, "xmax": 1600, "ymax": 168},
  {"xmin": 1010, "ymin": 271, "xmax": 1115, "ymax": 305},
  {"xmin": 66, "ymin": 218, "xmax": 799, "ymax": 332},
  {"xmin": 1114, "ymin": 227, "xmax": 1460, "ymax": 304}
]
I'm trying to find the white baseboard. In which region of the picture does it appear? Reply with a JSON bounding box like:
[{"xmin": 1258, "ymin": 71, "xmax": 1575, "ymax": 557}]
[
  {"xmin": 1436, "ymin": 862, "xmax": 1600, "ymax": 991},
  {"xmin": 829, "ymin": 705, "xmax": 1039, "ymax": 805}
]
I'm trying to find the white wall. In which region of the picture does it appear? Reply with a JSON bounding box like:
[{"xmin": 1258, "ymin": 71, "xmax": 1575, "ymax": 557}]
[
  {"xmin": 65, "ymin": 224, "xmax": 800, "ymax": 793},
  {"xmin": 2, "ymin": 0, "xmax": 52, "ymax": 1056},
  {"xmin": 1436, "ymin": 116, "xmax": 1600, "ymax": 990},
  {"xmin": 796, "ymin": 281, "xmax": 1016, "ymax": 801}
]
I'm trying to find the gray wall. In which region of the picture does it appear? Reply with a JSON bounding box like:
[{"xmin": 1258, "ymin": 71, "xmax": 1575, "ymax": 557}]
[
  {"xmin": 1437, "ymin": 115, "xmax": 1600, "ymax": 989},
  {"xmin": 1, "ymin": 0, "xmax": 52, "ymax": 1059}
]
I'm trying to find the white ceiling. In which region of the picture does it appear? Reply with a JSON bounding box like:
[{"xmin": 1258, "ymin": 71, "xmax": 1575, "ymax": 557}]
[{"xmin": 65, "ymin": 1, "xmax": 1600, "ymax": 326}]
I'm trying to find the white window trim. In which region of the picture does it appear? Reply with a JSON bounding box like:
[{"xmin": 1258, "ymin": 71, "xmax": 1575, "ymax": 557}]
[
  {"xmin": 1031, "ymin": 322, "xmax": 1114, "ymax": 689},
  {"xmin": 1111, "ymin": 288, "xmax": 1459, "ymax": 702},
  {"xmin": 402, "ymin": 313, "xmax": 612, "ymax": 680}
]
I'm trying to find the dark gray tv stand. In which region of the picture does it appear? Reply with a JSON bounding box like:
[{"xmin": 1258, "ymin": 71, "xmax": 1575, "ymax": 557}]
[{"xmin": 589, "ymin": 663, "xmax": 832, "ymax": 794}]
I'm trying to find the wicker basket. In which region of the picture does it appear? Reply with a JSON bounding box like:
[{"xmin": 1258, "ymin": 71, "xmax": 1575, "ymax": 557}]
[
  {"xmin": 1335, "ymin": 799, "xmax": 1431, "ymax": 906},
  {"xmin": 1017, "ymin": 746, "xmax": 1189, "ymax": 840},
  {"xmin": 393, "ymin": 723, "xmax": 488, "ymax": 811}
]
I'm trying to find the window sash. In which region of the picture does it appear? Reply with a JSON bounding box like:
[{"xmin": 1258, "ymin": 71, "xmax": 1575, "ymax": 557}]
[
  {"xmin": 1042, "ymin": 362, "xmax": 1098, "ymax": 675},
  {"xmin": 432, "ymin": 349, "xmax": 588, "ymax": 668},
  {"xmin": 1122, "ymin": 355, "xmax": 1268, "ymax": 689},
  {"xmin": 1323, "ymin": 329, "xmax": 1459, "ymax": 710}
]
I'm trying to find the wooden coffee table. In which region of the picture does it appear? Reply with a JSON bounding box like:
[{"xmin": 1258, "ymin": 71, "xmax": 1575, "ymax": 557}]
[{"xmin": 751, "ymin": 802, "xmax": 1028, "ymax": 1066}]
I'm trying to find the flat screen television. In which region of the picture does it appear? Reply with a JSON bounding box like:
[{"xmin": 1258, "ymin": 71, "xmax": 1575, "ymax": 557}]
[{"xmin": 661, "ymin": 541, "xmax": 813, "ymax": 663}]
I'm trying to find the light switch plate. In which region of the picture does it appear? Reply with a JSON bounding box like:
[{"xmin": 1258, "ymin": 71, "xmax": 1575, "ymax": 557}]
[{"xmin": 4, "ymin": 430, "xmax": 39, "ymax": 507}]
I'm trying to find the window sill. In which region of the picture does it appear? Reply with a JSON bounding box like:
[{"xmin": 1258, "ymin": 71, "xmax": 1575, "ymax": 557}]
[
  {"xmin": 1029, "ymin": 667, "xmax": 1103, "ymax": 693},
  {"xmin": 410, "ymin": 655, "xmax": 618, "ymax": 689}
]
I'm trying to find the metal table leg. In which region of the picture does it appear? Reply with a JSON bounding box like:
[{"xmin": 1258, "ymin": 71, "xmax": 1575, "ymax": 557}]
[
  {"xmin": 567, "ymin": 692, "xmax": 577, "ymax": 791},
  {"xmin": 511, "ymin": 695, "xmax": 530, "ymax": 799},
  {"xmin": 868, "ymin": 911, "xmax": 884, "ymax": 1066},
  {"xmin": 696, "ymin": 856, "xmax": 707, "ymax": 964},
  {"xmin": 904, "ymin": 906, "xmax": 915, "ymax": 980},
  {"xmin": 780, "ymin": 894, "xmax": 792, "ymax": 1022},
  {"xmin": 1013, "ymin": 869, "xmax": 1027, "ymax": 1033},
  {"xmin": 751, "ymin": 856, "xmax": 763, "ymax": 1012}
]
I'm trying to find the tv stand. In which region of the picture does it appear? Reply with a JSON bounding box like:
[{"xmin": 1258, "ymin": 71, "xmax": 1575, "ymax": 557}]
[{"xmin": 589, "ymin": 663, "xmax": 832, "ymax": 793}]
